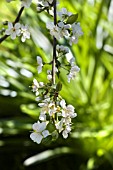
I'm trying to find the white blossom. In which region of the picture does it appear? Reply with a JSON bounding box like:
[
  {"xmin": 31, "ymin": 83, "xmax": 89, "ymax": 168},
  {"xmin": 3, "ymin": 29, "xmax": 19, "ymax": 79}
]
[
  {"xmin": 37, "ymin": 56, "xmax": 43, "ymax": 74},
  {"xmin": 32, "ymin": 78, "xmax": 39, "ymax": 95},
  {"xmin": 39, "ymin": 113, "xmax": 46, "ymax": 121},
  {"xmin": 46, "ymin": 22, "xmax": 61, "ymax": 40},
  {"xmin": 32, "ymin": 78, "xmax": 44, "ymax": 96},
  {"xmin": 47, "ymin": 70, "xmax": 52, "ymax": 81},
  {"xmin": 58, "ymin": 21, "xmax": 70, "ymax": 38},
  {"xmin": 69, "ymin": 35, "xmax": 78, "ymax": 45},
  {"xmin": 55, "ymin": 118, "xmax": 64, "ymax": 133},
  {"xmin": 20, "ymin": 24, "xmax": 30, "ymax": 42},
  {"xmin": 69, "ymin": 23, "xmax": 83, "ymax": 45},
  {"xmin": 67, "ymin": 65, "xmax": 80, "ymax": 83},
  {"xmin": 58, "ymin": 8, "xmax": 72, "ymax": 21},
  {"xmin": 30, "ymin": 121, "xmax": 49, "ymax": 144},
  {"xmin": 5, "ymin": 22, "xmax": 21, "ymax": 40},
  {"xmin": 56, "ymin": 45, "xmax": 69, "ymax": 54},
  {"xmin": 72, "ymin": 22, "xmax": 83, "ymax": 37},
  {"xmin": 60, "ymin": 99, "xmax": 77, "ymax": 118},
  {"xmin": 62, "ymin": 124, "xmax": 71, "ymax": 138},
  {"xmin": 21, "ymin": 0, "xmax": 32, "ymax": 8}
]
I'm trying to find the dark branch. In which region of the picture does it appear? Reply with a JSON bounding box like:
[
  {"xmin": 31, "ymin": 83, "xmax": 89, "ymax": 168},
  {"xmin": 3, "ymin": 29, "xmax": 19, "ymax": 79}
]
[
  {"xmin": 0, "ymin": 7, "xmax": 24, "ymax": 44},
  {"xmin": 52, "ymin": 0, "xmax": 57, "ymax": 84}
]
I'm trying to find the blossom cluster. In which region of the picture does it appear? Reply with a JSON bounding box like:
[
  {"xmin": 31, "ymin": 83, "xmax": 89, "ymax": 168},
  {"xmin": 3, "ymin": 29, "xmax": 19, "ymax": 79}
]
[
  {"xmin": 46, "ymin": 8, "xmax": 83, "ymax": 45},
  {"xmin": 5, "ymin": 0, "xmax": 83, "ymax": 144},
  {"xmin": 37, "ymin": 52, "xmax": 80, "ymax": 83},
  {"xmin": 5, "ymin": 22, "xmax": 30, "ymax": 42},
  {"xmin": 30, "ymin": 78, "xmax": 77, "ymax": 144}
]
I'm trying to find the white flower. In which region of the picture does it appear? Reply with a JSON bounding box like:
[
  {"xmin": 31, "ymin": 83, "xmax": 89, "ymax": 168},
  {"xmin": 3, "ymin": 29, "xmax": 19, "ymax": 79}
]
[
  {"xmin": 56, "ymin": 45, "xmax": 69, "ymax": 54},
  {"xmin": 67, "ymin": 65, "xmax": 80, "ymax": 83},
  {"xmin": 58, "ymin": 8, "xmax": 72, "ymax": 21},
  {"xmin": 38, "ymin": 101, "xmax": 50, "ymax": 114},
  {"xmin": 32, "ymin": 78, "xmax": 39, "ymax": 95},
  {"xmin": 62, "ymin": 124, "xmax": 71, "ymax": 139},
  {"xmin": 72, "ymin": 22, "xmax": 83, "ymax": 37},
  {"xmin": 5, "ymin": 22, "xmax": 21, "ymax": 40},
  {"xmin": 69, "ymin": 23, "xmax": 83, "ymax": 45},
  {"xmin": 58, "ymin": 22, "xmax": 70, "ymax": 38},
  {"xmin": 69, "ymin": 35, "xmax": 78, "ymax": 45},
  {"xmin": 48, "ymin": 102, "xmax": 56, "ymax": 116},
  {"xmin": 39, "ymin": 113, "xmax": 46, "ymax": 121},
  {"xmin": 37, "ymin": 56, "xmax": 43, "ymax": 74},
  {"xmin": 62, "ymin": 105, "xmax": 77, "ymax": 118},
  {"xmin": 47, "ymin": 70, "xmax": 52, "ymax": 80},
  {"xmin": 21, "ymin": 0, "xmax": 32, "ymax": 8},
  {"xmin": 46, "ymin": 22, "xmax": 61, "ymax": 40},
  {"xmin": 60, "ymin": 99, "xmax": 77, "ymax": 119},
  {"xmin": 60, "ymin": 99, "xmax": 66, "ymax": 109},
  {"xmin": 20, "ymin": 25, "xmax": 30, "ymax": 42},
  {"xmin": 69, "ymin": 57, "xmax": 75, "ymax": 66},
  {"xmin": 55, "ymin": 118, "xmax": 64, "ymax": 133},
  {"xmin": 30, "ymin": 121, "xmax": 49, "ymax": 144},
  {"xmin": 32, "ymin": 79, "xmax": 44, "ymax": 96}
]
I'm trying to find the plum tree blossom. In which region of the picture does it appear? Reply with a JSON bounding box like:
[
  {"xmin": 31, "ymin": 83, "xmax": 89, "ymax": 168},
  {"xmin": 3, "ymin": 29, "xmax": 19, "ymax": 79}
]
[
  {"xmin": 58, "ymin": 8, "xmax": 72, "ymax": 21},
  {"xmin": 5, "ymin": 22, "xmax": 21, "ymax": 40},
  {"xmin": 67, "ymin": 65, "xmax": 80, "ymax": 83},
  {"xmin": 20, "ymin": 24, "xmax": 30, "ymax": 42},
  {"xmin": 2, "ymin": 0, "xmax": 83, "ymax": 144},
  {"xmin": 46, "ymin": 22, "xmax": 61, "ymax": 40},
  {"xmin": 30, "ymin": 121, "xmax": 49, "ymax": 144},
  {"xmin": 56, "ymin": 45, "xmax": 69, "ymax": 55}
]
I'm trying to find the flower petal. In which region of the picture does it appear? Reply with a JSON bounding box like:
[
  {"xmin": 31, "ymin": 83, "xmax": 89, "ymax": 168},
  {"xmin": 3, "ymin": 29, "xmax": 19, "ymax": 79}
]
[
  {"xmin": 30, "ymin": 132, "xmax": 43, "ymax": 144},
  {"xmin": 42, "ymin": 130, "xmax": 49, "ymax": 138}
]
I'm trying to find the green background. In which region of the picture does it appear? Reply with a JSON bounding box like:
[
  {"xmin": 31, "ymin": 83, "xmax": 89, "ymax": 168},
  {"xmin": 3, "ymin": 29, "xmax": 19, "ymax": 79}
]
[{"xmin": 0, "ymin": 0, "xmax": 113, "ymax": 169}]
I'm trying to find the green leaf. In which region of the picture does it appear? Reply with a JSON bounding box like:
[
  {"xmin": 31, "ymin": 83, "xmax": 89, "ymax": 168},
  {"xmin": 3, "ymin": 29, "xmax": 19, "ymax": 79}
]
[
  {"xmin": 42, "ymin": 135, "xmax": 52, "ymax": 145},
  {"xmin": 66, "ymin": 14, "xmax": 78, "ymax": 24},
  {"xmin": 47, "ymin": 122, "xmax": 56, "ymax": 133},
  {"xmin": 56, "ymin": 81, "xmax": 62, "ymax": 92}
]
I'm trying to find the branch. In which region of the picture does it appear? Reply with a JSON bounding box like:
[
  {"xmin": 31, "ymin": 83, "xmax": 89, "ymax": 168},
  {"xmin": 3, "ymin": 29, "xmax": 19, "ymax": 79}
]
[
  {"xmin": 0, "ymin": 7, "xmax": 24, "ymax": 44},
  {"xmin": 52, "ymin": 0, "xmax": 57, "ymax": 85}
]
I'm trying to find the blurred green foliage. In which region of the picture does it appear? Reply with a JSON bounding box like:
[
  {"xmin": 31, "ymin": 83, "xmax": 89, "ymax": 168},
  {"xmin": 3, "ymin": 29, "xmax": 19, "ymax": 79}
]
[{"xmin": 0, "ymin": 0, "xmax": 113, "ymax": 169}]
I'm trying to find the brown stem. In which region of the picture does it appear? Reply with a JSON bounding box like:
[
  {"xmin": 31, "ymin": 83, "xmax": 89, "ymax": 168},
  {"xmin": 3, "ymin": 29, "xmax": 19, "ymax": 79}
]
[
  {"xmin": 52, "ymin": 0, "xmax": 57, "ymax": 85},
  {"xmin": 0, "ymin": 7, "xmax": 24, "ymax": 44}
]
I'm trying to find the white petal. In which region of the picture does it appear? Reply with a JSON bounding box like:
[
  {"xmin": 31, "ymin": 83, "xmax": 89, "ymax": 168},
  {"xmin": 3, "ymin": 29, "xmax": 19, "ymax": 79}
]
[
  {"xmin": 32, "ymin": 122, "xmax": 39, "ymax": 131},
  {"xmin": 37, "ymin": 66, "xmax": 42, "ymax": 74},
  {"xmin": 42, "ymin": 130, "xmax": 49, "ymax": 138},
  {"xmin": 30, "ymin": 132, "xmax": 43, "ymax": 144},
  {"xmin": 46, "ymin": 22, "xmax": 54, "ymax": 30},
  {"xmin": 62, "ymin": 130, "xmax": 68, "ymax": 139},
  {"xmin": 21, "ymin": 36, "xmax": 26, "ymax": 42},
  {"xmin": 37, "ymin": 121, "xmax": 46, "ymax": 132},
  {"xmin": 60, "ymin": 99, "xmax": 66, "ymax": 109},
  {"xmin": 39, "ymin": 114, "xmax": 46, "ymax": 121},
  {"xmin": 67, "ymin": 105, "xmax": 74, "ymax": 112},
  {"xmin": 8, "ymin": 22, "xmax": 13, "ymax": 29},
  {"xmin": 15, "ymin": 23, "xmax": 21, "ymax": 29},
  {"xmin": 37, "ymin": 56, "xmax": 43, "ymax": 65},
  {"xmin": 5, "ymin": 29, "xmax": 12, "ymax": 35},
  {"xmin": 11, "ymin": 32, "xmax": 16, "ymax": 39}
]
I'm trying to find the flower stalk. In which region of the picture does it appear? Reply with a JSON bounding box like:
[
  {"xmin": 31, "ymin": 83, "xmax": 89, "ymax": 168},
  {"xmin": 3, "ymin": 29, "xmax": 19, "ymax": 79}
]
[{"xmin": 52, "ymin": 0, "xmax": 57, "ymax": 85}]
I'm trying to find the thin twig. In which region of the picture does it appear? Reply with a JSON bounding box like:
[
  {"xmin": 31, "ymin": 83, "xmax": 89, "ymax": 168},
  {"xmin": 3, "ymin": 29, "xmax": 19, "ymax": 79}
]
[
  {"xmin": 0, "ymin": 7, "xmax": 24, "ymax": 44},
  {"xmin": 52, "ymin": 0, "xmax": 57, "ymax": 85}
]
